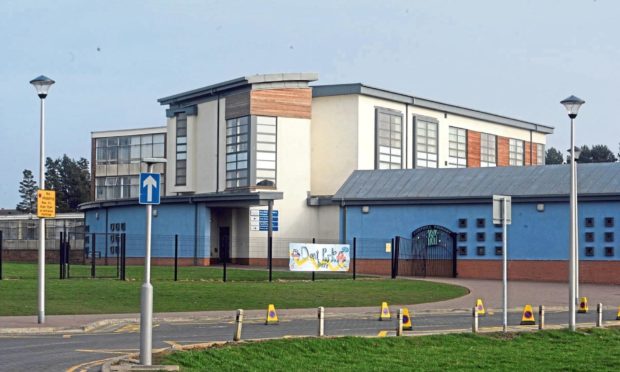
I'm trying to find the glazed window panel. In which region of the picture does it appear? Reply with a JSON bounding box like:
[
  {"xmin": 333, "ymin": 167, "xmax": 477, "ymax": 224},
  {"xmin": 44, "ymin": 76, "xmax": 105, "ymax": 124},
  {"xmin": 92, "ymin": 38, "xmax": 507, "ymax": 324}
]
[
  {"xmin": 536, "ymin": 143, "xmax": 545, "ymax": 165},
  {"xmin": 415, "ymin": 118, "xmax": 438, "ymax": 168},
  {"xmin": 509, "ymin": 139, "xmax": 524, "ymax": 166},
  {"xmin": 481, "ymin": 133, "xmax": 497, "ymax": 167},
  {"xmin": 448, "ymin": 127, "xmax": 467, "ymax": 168},
  {"xmin": 255, "ymin": 116, "xmax": 277, "ymax": 187},
  {"xmin": 175, "ymin": 113, "xmax": 188, "ymax": 186},
  {"xmin": 376, "ymin": 109, "xmax": 402, "ymax": 170},
  {"xmin": 226, "ymin": 116, "xmax": 251, "ymax": 188}
]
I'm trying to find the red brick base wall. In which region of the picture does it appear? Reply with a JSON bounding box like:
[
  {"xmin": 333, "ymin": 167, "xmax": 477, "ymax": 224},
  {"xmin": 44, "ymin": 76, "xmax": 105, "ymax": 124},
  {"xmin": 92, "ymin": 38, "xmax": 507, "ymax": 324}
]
[
  {"xmin": 457, "ymin": 260, "xmax": 620, "ymax": 284},
  {"xmin": 2, "ymin": 249, "xmax": 84, "ymax": 264},
  {"xmin": 3, "ymin": 250, "xmax": 619, "ymax": 284}
]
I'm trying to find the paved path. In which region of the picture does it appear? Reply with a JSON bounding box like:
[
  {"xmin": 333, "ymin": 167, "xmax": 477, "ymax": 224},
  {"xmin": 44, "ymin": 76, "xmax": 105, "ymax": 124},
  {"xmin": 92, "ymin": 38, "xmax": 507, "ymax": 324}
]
[{"xmin": 1, "ymin": 278, "xmax": 619, "ymax": 333}]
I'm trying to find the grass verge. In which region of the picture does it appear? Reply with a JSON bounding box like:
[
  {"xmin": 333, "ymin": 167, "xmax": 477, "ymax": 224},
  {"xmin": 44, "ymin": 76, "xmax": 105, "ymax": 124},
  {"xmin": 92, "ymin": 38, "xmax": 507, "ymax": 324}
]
[
  {"xmin": 162, "ymin": 328, "xmax": 620, "ymax": 371},
  {"xmin": 0, "ymin": 263, "xmax": 467, "ymax": 316}
]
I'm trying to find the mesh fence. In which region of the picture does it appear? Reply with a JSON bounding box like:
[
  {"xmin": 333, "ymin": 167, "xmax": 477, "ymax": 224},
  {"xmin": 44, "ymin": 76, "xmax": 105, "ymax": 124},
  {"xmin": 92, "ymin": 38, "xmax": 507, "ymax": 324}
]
[{"xmin": 1, "ymin": 232, "xmax": 402, "ymax": 282}]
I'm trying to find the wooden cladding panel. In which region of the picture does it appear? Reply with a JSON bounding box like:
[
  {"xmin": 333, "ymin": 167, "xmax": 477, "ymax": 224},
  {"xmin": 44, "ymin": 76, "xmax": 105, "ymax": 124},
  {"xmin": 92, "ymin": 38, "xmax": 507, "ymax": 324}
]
[
  {"xmin": 497, "ymin": 136, "xmax": 509, "ymax": 166},
  {"xmin": 532, "ymin": 143, "xmax": 539, "ymax": 165},
  {"xmin": 250, "ymin": 88, "xmax": 312, "ymax": 119},
  {"xmin": 467, "ymin": 130, "xmax": 481, "ymax": 168},
  {"xmin": 225, "ymin": 91, "xmax": 251, "ymax": 119}
]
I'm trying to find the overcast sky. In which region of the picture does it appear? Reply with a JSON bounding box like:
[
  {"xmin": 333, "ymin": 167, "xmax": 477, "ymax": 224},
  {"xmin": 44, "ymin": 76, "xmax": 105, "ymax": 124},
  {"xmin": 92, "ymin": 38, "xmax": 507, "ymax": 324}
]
[{"xmin": 1, "ymin": 0, "xmax": 618, "ymax": 207}]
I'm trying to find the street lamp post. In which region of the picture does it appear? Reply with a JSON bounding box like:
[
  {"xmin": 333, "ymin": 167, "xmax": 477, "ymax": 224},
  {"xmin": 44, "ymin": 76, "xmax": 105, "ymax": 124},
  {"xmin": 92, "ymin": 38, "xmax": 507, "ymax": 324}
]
[
  {"xmin": 30, "ymin": 75, "xmax": 55, "ymax": 324},
  {"xmin": 140, "ymin": 157, "xmax": 166, "ymax": 366},
  {"xmin": 561, "ymin": 95, "xmax": 585, "ymax": 332},
  {"xmin": 568, "ymin": 146, "xmax": 582, "ymax": 304}
]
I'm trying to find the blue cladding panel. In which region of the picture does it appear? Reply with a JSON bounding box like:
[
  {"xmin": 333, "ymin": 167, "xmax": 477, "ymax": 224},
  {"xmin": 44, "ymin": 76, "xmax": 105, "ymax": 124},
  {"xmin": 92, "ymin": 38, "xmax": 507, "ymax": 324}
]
[
  {"xmin": 345, "ymin": 201, "xmax": 620, "ymax": 261},
  {"xmin": 84, "ymin": 203, "xmax": 211, "ymax": 259}
]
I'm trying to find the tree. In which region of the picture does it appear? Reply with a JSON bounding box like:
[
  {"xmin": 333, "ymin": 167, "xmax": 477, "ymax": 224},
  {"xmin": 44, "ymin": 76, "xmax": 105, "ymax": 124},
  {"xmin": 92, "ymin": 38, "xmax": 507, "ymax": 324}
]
[
  {"xmin": 545, "ymin": 147, "xmax": 564, "ymax": 165},
  {"xmin": 569, "ymin": 145, "xmax": 617, "ymax": 164},
  {"xmin": 16, "ymin": 169, "xmax": 38, "ymax": 213},
  {"xmin": 589, "ymin": 144, "xmax": 617, "ymax": 163},
  {"xmin": 45, "ymin": 155, "xmax": 91, "ymax": 212}
]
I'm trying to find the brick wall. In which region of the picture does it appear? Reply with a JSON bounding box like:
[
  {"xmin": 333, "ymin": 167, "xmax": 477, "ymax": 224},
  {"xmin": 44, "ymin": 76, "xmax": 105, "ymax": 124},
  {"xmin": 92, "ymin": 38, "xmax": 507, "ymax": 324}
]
[
  {"xmin": 525, "ymin": 142, "xmax": 532, "ymax": 165},
  {"xmin": 457, "ymin": 260, "xmax": 620, "ymax": 284},
  {"xmin": 497, "ymin": 136, "xmax": 509, "ymax": 166},
  {"xmin": 467, "ymin": 130, "xmax": 481, "ymax": 168}
]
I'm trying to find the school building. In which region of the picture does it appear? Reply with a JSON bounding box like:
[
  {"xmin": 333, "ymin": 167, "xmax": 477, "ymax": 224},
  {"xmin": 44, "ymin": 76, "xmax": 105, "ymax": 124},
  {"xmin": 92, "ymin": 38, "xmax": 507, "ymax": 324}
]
[{"xmin": 77, "ymin": 72, "xmax": 620, "ymax": 283}]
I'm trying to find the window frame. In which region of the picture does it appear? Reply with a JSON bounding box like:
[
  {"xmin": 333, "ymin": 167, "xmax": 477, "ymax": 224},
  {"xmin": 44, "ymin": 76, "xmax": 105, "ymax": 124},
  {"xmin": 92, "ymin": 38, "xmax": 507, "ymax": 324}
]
[
  {"xmin": 509, "ymin": 138, "xmax": 524, "ymax": 166},
  {"xmin": 175, "ymin": 113, "xmax": 188, "ymax": 186},
  {"xmin": 448, "ymin": 126, "xmax": 467, "ymax": 168},
  {"xmin": 480, "ymin": 133, "xmax": 497, "ymax": 167},
  {"xmin": 375, "ymin": 107, "xmax": 403, "ymax": 170},
  {"xmin": 413, "ymin": 115, "xmax": 439, "ymax": 169}
]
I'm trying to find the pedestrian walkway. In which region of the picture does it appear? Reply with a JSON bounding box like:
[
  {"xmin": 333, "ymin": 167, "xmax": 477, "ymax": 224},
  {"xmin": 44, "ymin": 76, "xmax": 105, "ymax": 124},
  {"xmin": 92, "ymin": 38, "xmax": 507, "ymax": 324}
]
[{"xmin": 1, "ymin": 278, "xmax": 618, "ymax": 334}]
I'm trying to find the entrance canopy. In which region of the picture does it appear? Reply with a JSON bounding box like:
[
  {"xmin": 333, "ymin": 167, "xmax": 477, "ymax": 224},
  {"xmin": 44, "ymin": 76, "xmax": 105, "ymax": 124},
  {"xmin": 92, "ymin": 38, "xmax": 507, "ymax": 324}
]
[{"xmin": 79, "ymin": 191, "xmax": 283, "ymax": 210}]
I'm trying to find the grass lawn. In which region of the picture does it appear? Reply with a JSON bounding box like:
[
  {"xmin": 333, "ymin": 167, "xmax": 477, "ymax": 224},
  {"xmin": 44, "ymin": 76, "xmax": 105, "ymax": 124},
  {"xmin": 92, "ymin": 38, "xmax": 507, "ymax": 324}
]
[
  {"xmin": 162, "ymin": 328, "xmax": 620, "ymax": 371},
  {"xmin": 0, "ymin": 263, "xmax": 467, "ymax": 316}
]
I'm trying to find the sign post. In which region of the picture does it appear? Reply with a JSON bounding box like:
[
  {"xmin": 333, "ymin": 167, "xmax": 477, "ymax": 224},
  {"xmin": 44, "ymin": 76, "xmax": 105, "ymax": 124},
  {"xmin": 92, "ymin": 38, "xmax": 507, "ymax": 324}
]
[
  {"xmin": 493, "ymin": 195, "xmax": 511, "ymax": 333},
  {"xmin": 138, "ymin": 159, "xmax": 165, "ymax": 366}
]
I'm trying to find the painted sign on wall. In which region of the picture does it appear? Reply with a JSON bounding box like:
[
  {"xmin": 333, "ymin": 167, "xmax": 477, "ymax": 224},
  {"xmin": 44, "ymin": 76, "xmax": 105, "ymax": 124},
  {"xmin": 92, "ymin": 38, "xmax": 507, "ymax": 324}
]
[{"xmin": 289, "ymin": 243, "xmax": 350, "ymax": 272}]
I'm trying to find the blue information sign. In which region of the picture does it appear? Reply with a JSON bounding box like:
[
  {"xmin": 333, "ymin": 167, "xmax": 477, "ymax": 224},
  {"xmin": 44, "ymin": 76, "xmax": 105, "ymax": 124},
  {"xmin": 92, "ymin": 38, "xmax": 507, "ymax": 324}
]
[{"xmin": 139, "ymin": 173, "xmax": 161, "ymax": 205}]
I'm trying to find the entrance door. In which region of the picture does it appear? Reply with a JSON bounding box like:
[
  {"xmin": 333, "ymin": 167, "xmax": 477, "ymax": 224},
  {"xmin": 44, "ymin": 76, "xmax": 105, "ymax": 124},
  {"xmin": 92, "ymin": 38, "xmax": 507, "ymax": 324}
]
[
  {"xmin": 219, "ymin": 227, "xmax": 230, "ymax": 264},
  {"xmin": 400, "ymin": 225, "xmax": 456, "ymax": 277}
]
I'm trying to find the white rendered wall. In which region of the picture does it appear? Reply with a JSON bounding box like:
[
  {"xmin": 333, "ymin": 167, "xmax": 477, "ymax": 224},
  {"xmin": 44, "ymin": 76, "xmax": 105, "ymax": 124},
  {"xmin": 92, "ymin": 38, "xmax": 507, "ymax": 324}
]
[
  {"xmin": 311, "ymin": 95, "xmax": 360, "ymax": 196},
  {"xmin": 248, "ymin": 116, "xmax": 317, "ymax": 259},
  {"xmin": 194, "ymin": 100, "xmax": 218, "ymax": 193}
]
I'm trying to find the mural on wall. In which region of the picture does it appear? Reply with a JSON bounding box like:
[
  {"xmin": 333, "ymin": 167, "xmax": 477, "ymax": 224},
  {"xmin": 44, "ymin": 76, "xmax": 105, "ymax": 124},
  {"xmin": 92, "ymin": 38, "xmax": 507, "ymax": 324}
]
[{"xmin": 289, "ymin": 243, "xmax": 350, "ymax": 272}]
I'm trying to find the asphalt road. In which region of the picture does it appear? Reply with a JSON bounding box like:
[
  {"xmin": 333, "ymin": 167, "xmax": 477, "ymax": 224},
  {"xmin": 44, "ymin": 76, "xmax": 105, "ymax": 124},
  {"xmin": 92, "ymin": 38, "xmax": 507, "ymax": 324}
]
[{"xmin": 0, "ymin": 309, "xmax": 617, "ymax": 371}]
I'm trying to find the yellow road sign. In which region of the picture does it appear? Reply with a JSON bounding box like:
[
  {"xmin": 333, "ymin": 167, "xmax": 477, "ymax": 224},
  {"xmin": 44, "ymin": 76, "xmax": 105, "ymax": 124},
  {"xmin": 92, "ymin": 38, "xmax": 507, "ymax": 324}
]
[{"xmin": 37, "ymin": 189, "xmax": 56, "ymax": 218}]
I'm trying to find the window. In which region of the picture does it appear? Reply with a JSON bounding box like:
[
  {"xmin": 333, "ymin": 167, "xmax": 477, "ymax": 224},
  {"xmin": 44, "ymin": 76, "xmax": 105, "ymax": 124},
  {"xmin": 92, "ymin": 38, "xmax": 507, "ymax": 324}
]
[
  {"xmin": 536, "ymin": 143, "xmax": 544, "ymax": 165},
  {"xmin": 176, "ymin": 113, "xmax": 187, "ymax": 185},
  {"xmin": 415, "ymin": 117, "xmax": 438, "ymax": 168},
  {"xmin": 95, "ymin": 175, "xmax": 145, "ymax": 200},
  {"xmin": 256, "ymin": 116, "xmax": 277, "ymax": 187},
  {"xmin": 481, "ymin": 133, "xmax": 497, "ymax": 167},
  {"xmin": 226, "ymin": 116, "xmax": 250, "ymax": 188},
  {"xmin": 448, "ymin": 127, "xmax": 467, "ymax": 168},
  {"xmin": 509, "ymin": 139, "xmax": 524, "ymax": 166},
  {"xmin": 376, "ymin": 109, "xmax": 402, "ymax": 169},
  {"xmin": 96, "ymin": 134, "xmax": 165, "ymax": 166}
]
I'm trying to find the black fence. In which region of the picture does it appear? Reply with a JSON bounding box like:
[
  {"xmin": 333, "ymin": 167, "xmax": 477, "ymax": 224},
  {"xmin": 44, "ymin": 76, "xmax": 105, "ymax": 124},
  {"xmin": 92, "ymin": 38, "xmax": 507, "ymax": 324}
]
[{"xmin": 0, "ymin": 231, "xmax": 424, "ymax": 282}]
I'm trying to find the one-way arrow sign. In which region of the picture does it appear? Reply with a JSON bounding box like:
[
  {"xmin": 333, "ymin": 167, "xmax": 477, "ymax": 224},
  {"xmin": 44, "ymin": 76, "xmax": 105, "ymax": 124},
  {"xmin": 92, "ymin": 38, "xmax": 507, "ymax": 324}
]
[{"xmin": 139, "ymin": 173, "xmax": 161, "ymax": 205}]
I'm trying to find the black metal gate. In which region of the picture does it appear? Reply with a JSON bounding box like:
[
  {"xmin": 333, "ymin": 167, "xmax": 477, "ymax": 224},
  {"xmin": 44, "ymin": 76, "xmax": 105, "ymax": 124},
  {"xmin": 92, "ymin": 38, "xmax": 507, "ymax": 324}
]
[{"xmin": 395, "ymin": 225, "xmax": 457, "ymax": 278}]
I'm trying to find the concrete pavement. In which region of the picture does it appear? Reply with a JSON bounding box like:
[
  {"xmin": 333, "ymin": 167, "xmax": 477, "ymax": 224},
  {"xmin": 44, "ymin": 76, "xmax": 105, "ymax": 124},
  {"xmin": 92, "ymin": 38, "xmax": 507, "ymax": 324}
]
[{"xmin": 2, "ymin": 278, "xmax": 619, "ymax": 334}]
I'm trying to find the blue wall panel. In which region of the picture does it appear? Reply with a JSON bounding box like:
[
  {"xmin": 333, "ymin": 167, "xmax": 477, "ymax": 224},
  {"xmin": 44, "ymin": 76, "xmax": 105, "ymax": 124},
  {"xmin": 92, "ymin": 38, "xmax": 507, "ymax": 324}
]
[
  {"xmin": 84, "ymin": 203, "xmax": 211, "ymax": 259},
  {"xmin": 345, "ymin": 201, "xmax": 620, "ymax": 261}
]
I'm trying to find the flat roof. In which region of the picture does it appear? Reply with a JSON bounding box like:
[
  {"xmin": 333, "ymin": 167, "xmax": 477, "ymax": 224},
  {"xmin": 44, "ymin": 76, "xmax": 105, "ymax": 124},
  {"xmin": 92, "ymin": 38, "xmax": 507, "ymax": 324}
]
[
  {"xmin": 92, "ymin": 126, "xmax": 166, "ymax": 138},
  {"xmin": 313, "ymin": 83, "xmax": 554, "ymax": 134},
  {"xmin": 158, "ymin": 73, "xmax": 319, "ymax": 106}
]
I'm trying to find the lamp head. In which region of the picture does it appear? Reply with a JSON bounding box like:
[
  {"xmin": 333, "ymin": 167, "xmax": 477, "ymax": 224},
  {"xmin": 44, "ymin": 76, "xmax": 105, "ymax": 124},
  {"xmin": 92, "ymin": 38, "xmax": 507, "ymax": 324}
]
[
  {"xmin": 560, "ymin": 95, "xmax": 585, "ymax": 119},
  {"xmin": 30, "ymin": 75, "xmax": 55, "ymax": 99},
  {"xmin": 567, "ymin": 146, "xmax": 581, "ymax": 161}
]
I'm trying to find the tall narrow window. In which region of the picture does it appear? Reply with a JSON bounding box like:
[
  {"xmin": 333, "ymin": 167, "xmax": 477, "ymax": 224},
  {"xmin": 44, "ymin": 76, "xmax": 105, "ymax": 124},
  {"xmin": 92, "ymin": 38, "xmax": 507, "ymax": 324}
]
[
  {"xmin": 415, "ymin": 117, "xmax": 438, "ymax": 168},
  {"xmin": 226, "ymin": 116, "xmax": 249, "ymax": 188},
  {"xmin": 448, "ymin": 127, "xmax": 467, "ymax": 168},
  {"xmin": 176, "ymin": 113, "xmax": 187, "ymax": 185},
  {"xmin": 536, "ymin": 143, "xmax": 545, "ymax": 165},
  {"xmin": 509, "ymin": 139, "xmax": 524, "ymax": 166},
  {"xmin": 375, "ymin": 108, "xmax": 402, "ymax": 169},
  {"xmin": 256, "ymin": 116, "xmax": 277, "ymax": 187},
  {"xmin": 480, "ymin": 133, "xmax": 497, "ymax": 167}
]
